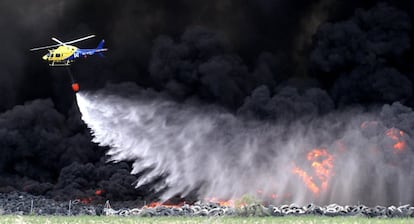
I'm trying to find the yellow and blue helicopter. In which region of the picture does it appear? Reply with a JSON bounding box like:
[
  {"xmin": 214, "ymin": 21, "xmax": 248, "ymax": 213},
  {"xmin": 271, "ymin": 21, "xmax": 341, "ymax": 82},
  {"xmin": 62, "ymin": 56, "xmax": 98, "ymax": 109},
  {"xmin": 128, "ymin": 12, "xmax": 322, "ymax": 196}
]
[{"xmin": 30, "ymin": 34, "xmax": 107, "ymax": 66}]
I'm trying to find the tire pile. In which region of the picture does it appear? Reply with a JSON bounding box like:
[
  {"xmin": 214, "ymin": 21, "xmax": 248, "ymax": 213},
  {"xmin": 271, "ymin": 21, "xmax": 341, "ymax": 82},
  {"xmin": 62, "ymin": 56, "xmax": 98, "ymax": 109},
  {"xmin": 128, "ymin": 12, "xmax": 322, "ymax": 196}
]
[
  {"xmin": 0, "ymin": 192, "xmax": 99, "ymax": 215},
  {"xmin": 104, "ymin": 202, "xmax": 414, "ymax": 218},
  {"xmin": 1, "ymin": 192, "xmax": 413, "ymax": 217}
]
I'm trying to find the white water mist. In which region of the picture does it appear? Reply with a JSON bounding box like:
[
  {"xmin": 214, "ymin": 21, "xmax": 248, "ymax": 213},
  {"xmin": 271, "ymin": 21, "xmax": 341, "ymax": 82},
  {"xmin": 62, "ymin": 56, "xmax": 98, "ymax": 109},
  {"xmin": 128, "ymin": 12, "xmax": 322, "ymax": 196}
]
[{"xmin": 76, "ymin": 83, "xmax": 413, "ymax": 205}]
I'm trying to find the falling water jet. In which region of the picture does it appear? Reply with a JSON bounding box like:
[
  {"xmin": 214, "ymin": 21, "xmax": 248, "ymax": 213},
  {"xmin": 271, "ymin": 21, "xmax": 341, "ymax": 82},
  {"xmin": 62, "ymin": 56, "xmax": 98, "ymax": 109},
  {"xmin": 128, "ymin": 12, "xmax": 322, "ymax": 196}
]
[{"xmin": 75, "ymin": 83, "xmax": 414, "ymax": 205}]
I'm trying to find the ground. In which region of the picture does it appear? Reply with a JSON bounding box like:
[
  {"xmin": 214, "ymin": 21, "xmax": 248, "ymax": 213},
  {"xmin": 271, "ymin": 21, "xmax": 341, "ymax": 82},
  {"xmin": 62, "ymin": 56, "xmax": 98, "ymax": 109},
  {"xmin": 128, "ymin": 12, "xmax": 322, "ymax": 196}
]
[{"xmin": 0, "ymin": 216, "xmax": 414, "ymax": 224}]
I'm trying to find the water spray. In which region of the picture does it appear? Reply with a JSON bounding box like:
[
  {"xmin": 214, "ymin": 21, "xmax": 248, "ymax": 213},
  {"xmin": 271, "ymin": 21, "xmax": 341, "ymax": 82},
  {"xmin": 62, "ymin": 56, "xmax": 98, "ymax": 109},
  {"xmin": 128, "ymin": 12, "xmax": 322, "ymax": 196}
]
[{"xmin": 76, "ymin": 83, "xmax": 414, "ymax": 206}]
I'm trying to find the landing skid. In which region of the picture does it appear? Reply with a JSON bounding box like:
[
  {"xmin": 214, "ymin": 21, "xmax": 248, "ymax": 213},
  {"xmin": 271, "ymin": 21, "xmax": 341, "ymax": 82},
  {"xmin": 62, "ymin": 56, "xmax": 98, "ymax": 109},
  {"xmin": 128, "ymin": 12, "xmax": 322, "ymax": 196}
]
[{"xmin": 49, "ymin": 61, "xmax": 72, "ymax": 66}]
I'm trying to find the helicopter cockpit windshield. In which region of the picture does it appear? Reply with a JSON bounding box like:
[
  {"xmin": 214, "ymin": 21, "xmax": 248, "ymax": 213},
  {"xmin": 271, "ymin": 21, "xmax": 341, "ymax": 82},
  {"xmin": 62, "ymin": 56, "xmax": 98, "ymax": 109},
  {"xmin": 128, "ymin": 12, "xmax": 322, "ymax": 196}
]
[{"xmin": 42, "ymin": 53, "xmax": 50, "ymax": 60}]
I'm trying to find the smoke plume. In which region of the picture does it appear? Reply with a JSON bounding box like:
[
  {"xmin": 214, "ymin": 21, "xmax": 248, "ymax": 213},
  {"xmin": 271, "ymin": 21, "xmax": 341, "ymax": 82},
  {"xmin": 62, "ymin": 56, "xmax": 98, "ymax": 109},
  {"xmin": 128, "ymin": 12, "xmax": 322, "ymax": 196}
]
[
  {"xmin": 310, "ymin": 3, "xmax": 413, "ymax": 106},
  {"xmin": 0, "ymin": 98, "xmax": 149, "ymax": 202},
  {"xmin": 1, "ymin": 0, "xmax": 414, "ymax": 206}
]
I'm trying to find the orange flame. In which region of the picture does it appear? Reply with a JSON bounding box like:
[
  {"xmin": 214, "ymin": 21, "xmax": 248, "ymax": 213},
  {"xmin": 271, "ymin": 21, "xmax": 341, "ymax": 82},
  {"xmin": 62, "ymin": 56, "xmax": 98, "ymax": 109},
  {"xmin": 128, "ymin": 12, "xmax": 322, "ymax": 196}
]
[
  {"xmin": 292, "ymin": 166, "xmax": 319, "ymax": 194},
  {"xmin": 292, "ymin": 148, "xmax": 334, "ymax": 195},
  {"xmin": 79, "ymin": 197, "xmax": 93, "ymax": 204},
  {"xmin": 144, "ymin": 201, "xmax": 184, "ymax": 208},
  {"xmin": 95, "ymin": 189, "xmax": 104, "ymax": 196},
  {"xmin": 205, "ymin": 197, "xmax": 235, "ymax": 207},
  {"xmin": 76, "ymin": 189, "xmax": 104, "ymax": 204},
  {"xmin": 145, "ymin": 201, "xmax": 163, "ymax": 208},
  {"xmin": 385, "ymin": 128, "xmax": 406, "ymax": 153}
]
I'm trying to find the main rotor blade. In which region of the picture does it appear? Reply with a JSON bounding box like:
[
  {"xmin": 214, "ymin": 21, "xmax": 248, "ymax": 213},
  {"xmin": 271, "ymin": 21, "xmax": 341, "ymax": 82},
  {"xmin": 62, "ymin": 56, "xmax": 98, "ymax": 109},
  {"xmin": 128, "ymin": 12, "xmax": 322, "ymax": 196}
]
[
  {"xmin": 30, "ymin": 34, "xmax": 96, "ymax": 51},
  {"xmin": 52, "ymin": 37, "xmax": 65, "ymax": 45},
  {"xmin": 64, "ymin": 35, "xmax": 96, "ymax": 45},
  {"xmin": 30, "ymin": 43, "xmax": 62, "ymax": 51}
]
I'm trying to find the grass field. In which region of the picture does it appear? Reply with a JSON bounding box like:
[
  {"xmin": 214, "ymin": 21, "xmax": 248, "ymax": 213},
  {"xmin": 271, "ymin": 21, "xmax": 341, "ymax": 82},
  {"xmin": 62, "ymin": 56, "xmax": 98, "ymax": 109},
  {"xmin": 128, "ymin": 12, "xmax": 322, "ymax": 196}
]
[{"xmin": 0, "ymin": 216, "xmax": 413, "ymax": 224}]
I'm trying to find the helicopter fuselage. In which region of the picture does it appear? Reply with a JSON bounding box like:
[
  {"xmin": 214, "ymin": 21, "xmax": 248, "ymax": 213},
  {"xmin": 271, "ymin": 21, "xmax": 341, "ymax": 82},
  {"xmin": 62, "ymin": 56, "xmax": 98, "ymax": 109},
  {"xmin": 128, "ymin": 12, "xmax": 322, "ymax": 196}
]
[
  {"xmin": 40, "ymin": 40, "xmax": 106, "ymax": 66},
  {"xmin": 31, "ymin": 35, "xmax": 107, "ymax": 66},
  {"xmin": 42, "ymin": 45, "xmax": 78, "ymax": 65}
]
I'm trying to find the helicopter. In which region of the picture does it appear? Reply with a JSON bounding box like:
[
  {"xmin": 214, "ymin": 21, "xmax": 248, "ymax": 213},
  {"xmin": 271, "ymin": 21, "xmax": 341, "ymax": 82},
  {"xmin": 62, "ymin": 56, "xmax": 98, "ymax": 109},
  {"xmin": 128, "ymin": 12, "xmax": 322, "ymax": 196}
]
[
  {"xmin": 30, "ymin": 34, "xmax": 108, "ymax": 66},
  {"xmin": 30, "ymin": 35, "xmax": 108, "ymax": 92}
]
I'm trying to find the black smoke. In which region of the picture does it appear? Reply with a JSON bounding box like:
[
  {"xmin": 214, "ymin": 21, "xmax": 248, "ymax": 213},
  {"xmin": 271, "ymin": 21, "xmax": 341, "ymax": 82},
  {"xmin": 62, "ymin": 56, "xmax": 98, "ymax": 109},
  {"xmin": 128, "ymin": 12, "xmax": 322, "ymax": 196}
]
[
  {"xmin": 149, "ymin": 27, "xmax": 257, "ymax": 109},
  {"xmin": 311, "ymin": 3, "xmax": 411, "ymax": 73},
  {"xmin": 0, "ymin": 0, "xmax": 414, "ymax": 204},
  {"xmin": 0, "ymin": 99, "xmax": 152, "ymax": 202},
  {"xmin": 310, "ymin": 3, "xmax": 413, "ymax": 106},
  {"xmin": 238, "ymin": 85, "xmax": 334, "ymax": 122}
]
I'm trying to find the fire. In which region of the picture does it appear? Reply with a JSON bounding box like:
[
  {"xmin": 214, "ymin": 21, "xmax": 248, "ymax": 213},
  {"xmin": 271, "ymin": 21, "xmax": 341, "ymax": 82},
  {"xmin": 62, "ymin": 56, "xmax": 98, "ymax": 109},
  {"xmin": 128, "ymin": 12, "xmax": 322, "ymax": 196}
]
[
  {"xmin": 292, "ymin": 166, "xmax": 319, "ymax": 194},
  {"xmin": 205, "ymin": 197, "xmax": 235, "ymax": 207},
  {"xmin": 145, "ymin": 201, "xmax": 163, "ymax": 208},
  {"xmin": 270, "ymin": 193, "xmax": 277, "ymax": 199},
  {"xmin": 144, "ymin": 192, "xmax": 281, "ymax": 209},
  {"xmin": 216, "ymin": 200, "xmax": 234, "ymax": 207},
  {"xmin": 385, "ymin": 128, "xmax": 406, "ymax": 153},
  {"xmin": 76, "ymin": 189, "xmax": 105, "ymax": 204},
  {"xmin": 255, "ymin": 189, "xmax": 279, "ymax": 201},
  {"xmin": 308, "ymin": 149, "xmax": 334, "ymax": 191},
  {"xmin": 79, "ymin": 197, "xmax": 93, "ymax": 204},
  {"xmin": 292, "ymin": 148, "xmax": 334, "ymax": 195},
  {"xmin": 144, "ymin": 201, "xmax": 184, "ymax": 208},
  {"xmin": 95, "ymin": 189, "xmax": 104, "ymax": 195}
]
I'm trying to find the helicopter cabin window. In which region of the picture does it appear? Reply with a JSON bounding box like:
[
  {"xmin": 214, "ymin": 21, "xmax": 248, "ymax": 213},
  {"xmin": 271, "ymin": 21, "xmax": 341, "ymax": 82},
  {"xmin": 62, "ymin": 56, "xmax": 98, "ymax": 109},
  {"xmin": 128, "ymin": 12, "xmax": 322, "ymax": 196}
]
[
  {"xmin": 56, "ymin": 53, "xmax": 61, "ymax": 57},
  {"xmin": 50, "ymin": 54, "xmax": 54, "ymax": 57}
]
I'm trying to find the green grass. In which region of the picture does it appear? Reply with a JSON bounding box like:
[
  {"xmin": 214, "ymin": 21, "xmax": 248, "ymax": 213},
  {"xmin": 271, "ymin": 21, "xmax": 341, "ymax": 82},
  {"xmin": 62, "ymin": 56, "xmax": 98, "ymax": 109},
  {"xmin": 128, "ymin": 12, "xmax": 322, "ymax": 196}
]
[{"xmin": 0, "ymin": 216, "xmax": 413, "ymax": 224}]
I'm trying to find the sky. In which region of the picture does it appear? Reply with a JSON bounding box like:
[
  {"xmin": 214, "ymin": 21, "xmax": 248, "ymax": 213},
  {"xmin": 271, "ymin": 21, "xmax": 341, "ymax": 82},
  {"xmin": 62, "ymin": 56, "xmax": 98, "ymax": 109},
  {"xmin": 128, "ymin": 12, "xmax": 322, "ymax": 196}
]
[{"xmin": 0, "ymin": 0, "xmax": 414, "ymax": 205}]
